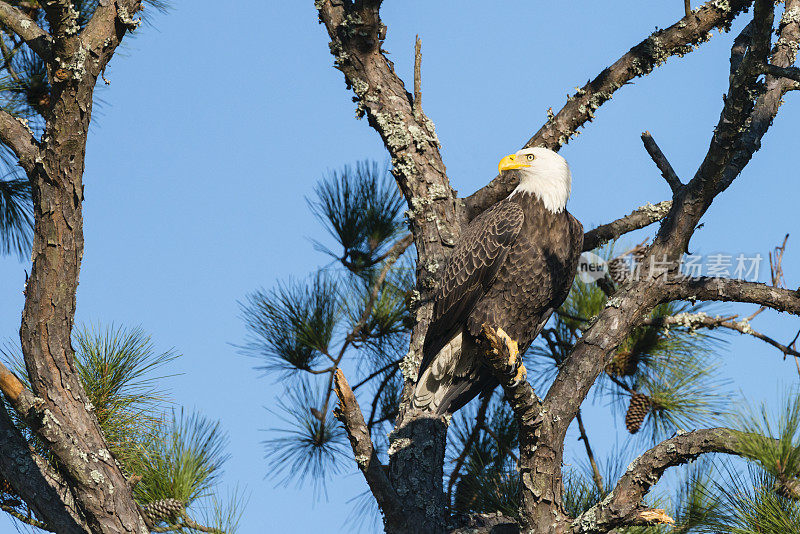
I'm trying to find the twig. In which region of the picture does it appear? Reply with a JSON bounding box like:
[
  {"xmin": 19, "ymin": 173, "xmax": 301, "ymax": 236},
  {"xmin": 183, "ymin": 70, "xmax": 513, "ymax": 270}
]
[
  {"xmin": 413, "ymin": 35, "xmax": 422, "ymax": 121},
  {"xmin": 152, "ymin": 511, "xmax": 224, "ymax": 533},
  {"xmin": 684, "ymin": 0, "xmax": 692, "ymax": 18},
  {"xmin": 575, "ymin": 410, "xmax": 604, "ymax": 493},
  {"xmin": 640, "ymin": 131, "xmax": 682, "ymax": 194},
  {"xmin": 367, "ymin": 366, "xmax": 399, "ymax": 429},
  {"xmin": 447, "ymin": 394, "xmax": 491, "ymax": 502},
  {"xmin": 747, "ymin": 234, "xmax": 789, "ymax": 320}
]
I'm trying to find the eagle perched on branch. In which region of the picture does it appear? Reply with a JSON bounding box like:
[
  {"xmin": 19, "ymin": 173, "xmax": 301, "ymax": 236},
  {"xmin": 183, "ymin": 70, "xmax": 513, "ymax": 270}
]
[{"xmin": 412, "ymin": 148, "xmax": 583, "ymax": 415}]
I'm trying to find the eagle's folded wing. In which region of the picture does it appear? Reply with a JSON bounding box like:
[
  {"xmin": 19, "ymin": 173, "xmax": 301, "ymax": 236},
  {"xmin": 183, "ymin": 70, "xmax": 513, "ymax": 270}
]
[{"xmin": 419, "ymin": 201, "xmax": 524, "ymax": 376}]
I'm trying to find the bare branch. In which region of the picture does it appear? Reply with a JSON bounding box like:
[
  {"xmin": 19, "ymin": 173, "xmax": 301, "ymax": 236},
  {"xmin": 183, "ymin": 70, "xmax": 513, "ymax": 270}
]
[
  {"xmin": 640, "ymin": 131, "xmax": 682, "ymax": 194},
  {"xmin": 464, "ymin": 0, "xmax": 754, "ymax": 218},
  {"xmin": 582, "ymin": 201, "xmax": 671, "ymax": 252},
  {"xmin": 665, "ymin": 277, "xmax": 800, "ymax": 316},
  {"xmin": 315, "ymin": 0, "xmax": 460, "ymax": 253},
  {"xmin": 685, "ymin": 0, "xmax": 692, "ymax": 18},
  {"xmin": 642, "ymin": 311, "xmax": 800, "ymax": 358},
  {"xmin": 81, "ymin": 1, "xmax": 143, "ymax": 76},
  {"xmin": 333, "ymin": 369, "xmax": 405, "ymax": 527},
  {"xmin": 574, "ymin": 428, "xmax": 741, "ymax": 533},
  {"xmin": 0, "ymin": 108, "xmax": 39, "ymax": 172},
  {"xmin": 0, "ymin": 1, "xmax": 52, "ymax": 59}
]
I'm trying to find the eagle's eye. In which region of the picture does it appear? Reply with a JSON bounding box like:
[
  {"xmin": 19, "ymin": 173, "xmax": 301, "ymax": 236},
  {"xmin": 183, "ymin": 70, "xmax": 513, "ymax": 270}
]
[{"xmin": 526, "ymin": 154, "xmax": 535, "ymax": 161}]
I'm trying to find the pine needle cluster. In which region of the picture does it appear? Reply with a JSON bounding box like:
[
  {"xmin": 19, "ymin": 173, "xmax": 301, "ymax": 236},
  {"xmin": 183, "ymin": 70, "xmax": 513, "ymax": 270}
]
[
  {"xmin": 241, "ymin": 161, "xmax": 413, "ymax": 496},
  {"xmin": 0, "ymin": 325, "xmax": 242, "ymax": 533}
]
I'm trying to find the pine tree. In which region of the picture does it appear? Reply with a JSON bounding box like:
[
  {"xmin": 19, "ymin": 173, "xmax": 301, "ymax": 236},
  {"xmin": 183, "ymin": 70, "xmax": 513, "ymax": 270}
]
[{"xmin": 245, "ymin": 1, "xmax": 800, "ymax": 531}]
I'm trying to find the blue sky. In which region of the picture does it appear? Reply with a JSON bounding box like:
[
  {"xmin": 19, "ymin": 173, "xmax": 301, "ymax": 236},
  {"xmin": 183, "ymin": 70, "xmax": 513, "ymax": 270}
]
[{"xmin": 1, "ymin": 1, "xmax": 798, "ymax": 532}]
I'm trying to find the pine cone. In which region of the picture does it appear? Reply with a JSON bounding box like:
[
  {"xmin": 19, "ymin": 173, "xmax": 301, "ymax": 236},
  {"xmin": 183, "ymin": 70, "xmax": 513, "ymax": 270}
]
[
  {"xmin": 608, "ymin": 350, "xmax": 640, "ymax": 377},
  {"xmin": 625, "ymin": 393, "xmax": 651, "ymax": 434},
  {"xmin": 142, "ymin": 498, "xmax": 185, "ymax": 523}
]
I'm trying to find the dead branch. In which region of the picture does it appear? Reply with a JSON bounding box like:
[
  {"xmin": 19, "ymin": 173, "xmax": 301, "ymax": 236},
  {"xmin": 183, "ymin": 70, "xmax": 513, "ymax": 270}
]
[
  {"xmin": 764, "ymin": 63, "xmax": 800, "ymax": 83},
  {"xmin": 574, "ymin": 428, "xmax": 741, "ymax": 533},
  {"xmin": 333, "ymin": 369, "xmax": 405, "ymax": 527},
  {"xmin": 640, "ymin": 131, "xmax": 683, "ymax": 194},
  {"xmin": 575, "ymin": 410, "xmax": 604, "ymax": 493},
  {"xmin": 582, "ymin": 201, "xmax": 671, "ymax": 252}
]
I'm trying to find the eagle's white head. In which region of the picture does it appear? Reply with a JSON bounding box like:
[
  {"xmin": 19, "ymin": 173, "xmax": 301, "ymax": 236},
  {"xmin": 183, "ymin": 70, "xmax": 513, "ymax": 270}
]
[{"xmin": 498, "ymin": 147, "xmax": 572, "ymax": 213}]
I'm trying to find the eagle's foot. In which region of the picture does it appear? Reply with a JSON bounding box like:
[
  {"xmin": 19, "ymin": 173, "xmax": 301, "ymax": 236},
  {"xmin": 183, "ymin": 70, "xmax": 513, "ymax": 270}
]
[{"xmin": 485, "ymin": 325, "xmax": 527, "ymax": 387}]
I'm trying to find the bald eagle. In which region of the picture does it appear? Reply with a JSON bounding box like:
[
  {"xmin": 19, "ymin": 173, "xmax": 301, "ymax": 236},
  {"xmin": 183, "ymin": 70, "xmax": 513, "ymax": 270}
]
[{"xmin": 412, "ymin": 148, "xmax": 583, "ymax": 415}]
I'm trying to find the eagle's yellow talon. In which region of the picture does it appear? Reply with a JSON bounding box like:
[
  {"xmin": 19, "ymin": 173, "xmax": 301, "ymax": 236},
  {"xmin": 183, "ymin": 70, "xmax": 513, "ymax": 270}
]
[{"xmin": 512, "ymin": 362, "xmax": 527, "ymax": 385}]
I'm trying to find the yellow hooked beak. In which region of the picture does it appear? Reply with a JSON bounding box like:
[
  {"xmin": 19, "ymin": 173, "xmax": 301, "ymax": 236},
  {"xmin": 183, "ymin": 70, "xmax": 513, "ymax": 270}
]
[{"xmin": 498, "ymin": 153, "xmax": 530, "ymax": 173}]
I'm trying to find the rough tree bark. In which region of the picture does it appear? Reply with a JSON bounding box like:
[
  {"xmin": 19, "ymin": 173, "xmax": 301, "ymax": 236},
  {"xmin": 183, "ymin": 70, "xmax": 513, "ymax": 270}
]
[
  {"xmin": 0, "ymin": 1, "xmax": 155, "ymax": 533},
  {"xmin": 315, "ymin": 0, "xmax": 800, "ymax": 533}
]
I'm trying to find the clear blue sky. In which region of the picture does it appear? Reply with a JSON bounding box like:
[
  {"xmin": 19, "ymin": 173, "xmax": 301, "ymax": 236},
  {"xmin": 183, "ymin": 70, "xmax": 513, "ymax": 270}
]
[{"xmin": 1, "ymin": 1, "xmax": 798, "ymax": 532}]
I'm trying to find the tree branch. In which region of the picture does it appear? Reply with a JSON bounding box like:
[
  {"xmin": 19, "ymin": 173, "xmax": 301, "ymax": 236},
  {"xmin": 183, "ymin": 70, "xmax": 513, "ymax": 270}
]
[
  {"xmin": 0, "ymin": 1, "xmax": 52, "ymax": 59},
  {"xmin": 642, "ymin": 311, "xmax": 800, "ymax": 358},
  {"xmin": 582, "ymin": 201, "xmax": 671, "ymax": 252},
  {"xmin": 0, "ymin": 108, "xmax": 39, "ymax": 172},
  {"xmin": 0, "ymin": 399, "xmax": 88, "ymax": 533},
  {"xmin": 640, "ymin": 131, "xmax": 682, "ymax": 194},
  {"xmin": 463, "ymin": 0, "xmax": 754, "ymax": 219},
  {"xmin": 650, "ymin": 0, "xmax": 782, "ymax": 258},
  {"xmin": 574, "ymin": 428, "xmax": 741, "ymax": 533},
  {"xmin": 81, "ymin": 0, "xmax": 143, "ymax": 76},
  {"xmin": 664, "ymin": 277, "xmax": 800, "ymax": 316},
  {"xmin": 333, "ymin": 369, "xmax": 406, "ymax": 528},
  {"xmin": 479, "ymin": 325, "xmax": 542, "ymax": 433},
  {"xmin": 764, "ymin": 63, "xmax": 800, "ymax": 84}
]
